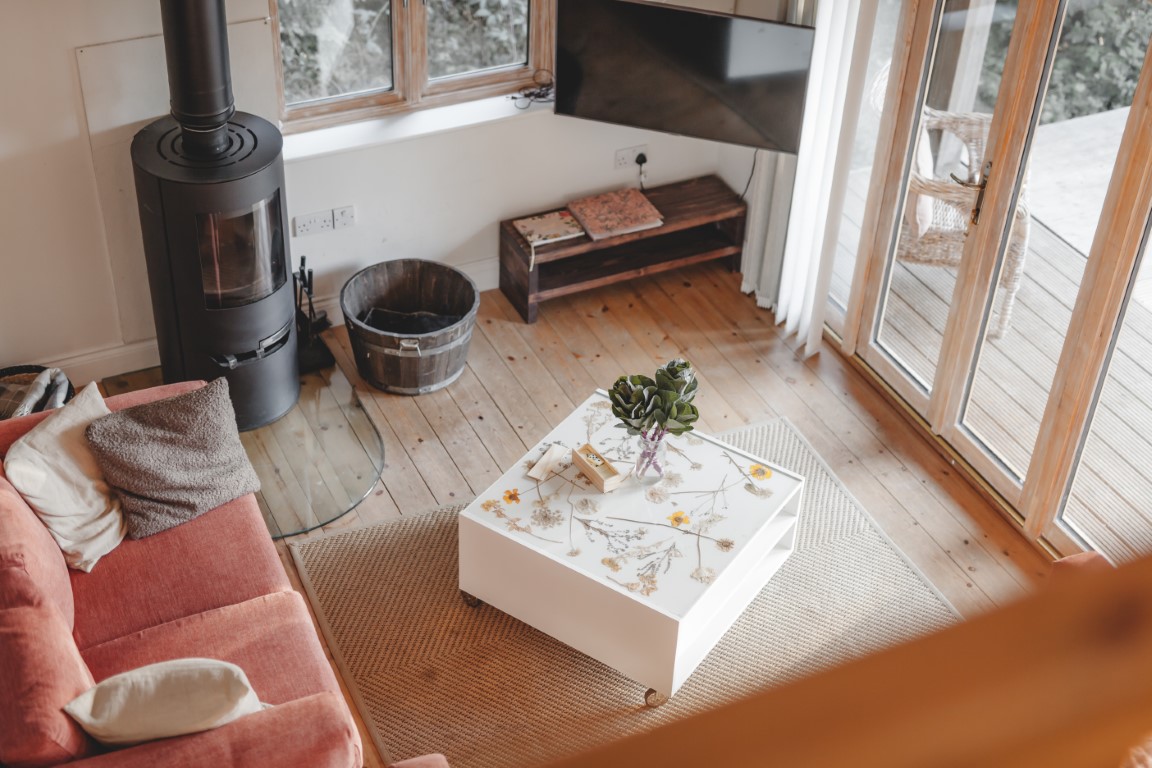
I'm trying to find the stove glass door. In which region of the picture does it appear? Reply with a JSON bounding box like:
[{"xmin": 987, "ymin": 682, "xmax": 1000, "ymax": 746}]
[{"xmin": 197, "ymin": 191, "xmax": 286, "ymax": 309}]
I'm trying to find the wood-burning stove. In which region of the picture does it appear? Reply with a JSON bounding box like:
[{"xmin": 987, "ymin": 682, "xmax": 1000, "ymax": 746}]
[{"xmin": 131, "ymin": 0, "xmax": 298, "ymax": 430}]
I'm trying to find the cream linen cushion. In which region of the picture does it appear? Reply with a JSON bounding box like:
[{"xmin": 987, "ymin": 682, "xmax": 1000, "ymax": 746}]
[
  {"xmin": 64, "ymin": 658, "xmax": 268, "ymax": 746},
  {"xmin": 3, "ymin": 383, "xmax": 125, "ymax": 572}
]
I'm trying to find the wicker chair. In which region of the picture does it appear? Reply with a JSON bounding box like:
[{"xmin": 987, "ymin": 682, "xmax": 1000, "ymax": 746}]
[{"xmin": 899, "ymin": 106, "xmax": 1029, "ymax": 339}]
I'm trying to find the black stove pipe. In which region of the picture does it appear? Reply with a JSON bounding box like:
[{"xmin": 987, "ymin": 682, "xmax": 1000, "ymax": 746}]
[{"xmin": 158, "ymin": 0, "xmax": 235, "ymax": 158}]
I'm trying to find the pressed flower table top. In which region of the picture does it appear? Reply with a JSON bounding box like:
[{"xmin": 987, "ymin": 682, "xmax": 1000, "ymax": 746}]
[{"xmin": 458, "ymin": 391, "xmax": 804, "ymax": 702}]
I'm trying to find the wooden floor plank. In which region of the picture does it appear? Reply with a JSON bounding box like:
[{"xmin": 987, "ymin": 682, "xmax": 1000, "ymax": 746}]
[
  {"xmin": 464, "ymin": 320, "xmax": 556, "ymax": 442},
  {"xmin": 485, "ymin": 290, "xmax": 604, "ymax": 403},
  {"xmin": 327, "ymin": 328, "xmax": 440, "ymax": 515},
  {"xmin": 533, "ymin": 295, "xmax": 643, "ymax": 397},
  {"xmin": 268, "ymin": 387, "xmax": 352, "ymax": 516},
  {"xmin": 364, "ymin": 389, "xmax": 471, "ymax": 507},
  {"xmin": 411, "ymin": 386, "xmax": 504, "ymax": 498},
  {"xmin": 622, "ymin": 279, "xmax": 780, "ymax": 431},
  {"xmin": 677, "ymin": 264, "xmax": 1048, "ymax": 600},
  {"xmin": 220, "ymin": 260, "xmax": 1068, "ymax": 766},
  {"xmin": 241, "ymin": 430, "xmax": 308, "ymax": 538},
  {"xmin": 663, "ymin": 281, "xmax": 1019, "ymax": 613},
  {"xmin": 446, "ymin": 364, "xmax": 533, "ymax": 472},
  {"xmin": 475, "ymin": 298, "xmax": 577, "ymax": 428},
  {"xmin": 564, "ymin": 282, "xmax": 746, "ymax": 437}
]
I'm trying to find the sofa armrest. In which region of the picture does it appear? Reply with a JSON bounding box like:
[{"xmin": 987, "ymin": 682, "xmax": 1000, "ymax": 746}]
[
  {"xmin": 103, "ymin": 381, "xmax": 205, "ymax": 412},
  {"xmin": 65, "ymin": 692, "xmax": 361, "ymax": 768},
  {"xmin": 0, "ymin": 381, "xmax": 205, "ymax": 456}
]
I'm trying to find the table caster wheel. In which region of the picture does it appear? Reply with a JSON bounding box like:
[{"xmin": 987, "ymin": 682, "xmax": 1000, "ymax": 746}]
[
  {"xmin": 644, "ymin": 688, "xmax": 669, "ymax": 708},
  {"xmin": 461, "ymin": 591, "xmax": 483, "ymax": 608}
]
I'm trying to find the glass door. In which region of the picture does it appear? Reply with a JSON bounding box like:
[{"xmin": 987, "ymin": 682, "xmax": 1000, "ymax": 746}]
[
  {"xmin": 949, "ymin": 0, "xmax": 1148, "ymax": 500},
  {"xmin": 852, "ymin": 0, "xmax": 1033, "ymax": 416},
  {"xmin": 844, "ymin": 0, "xmax": 1152, "ymax": 555}
]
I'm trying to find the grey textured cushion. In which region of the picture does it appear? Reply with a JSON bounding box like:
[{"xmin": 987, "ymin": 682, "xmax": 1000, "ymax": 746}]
[{"xmin": 85, "ymin": 378, "xmax": 260, "ymax": 539}]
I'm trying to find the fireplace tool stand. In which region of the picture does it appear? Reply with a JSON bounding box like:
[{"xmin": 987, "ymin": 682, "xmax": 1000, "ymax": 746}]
[{"xmin": 295, "ymin": 257, "xmax": 335, "ymax": 374}]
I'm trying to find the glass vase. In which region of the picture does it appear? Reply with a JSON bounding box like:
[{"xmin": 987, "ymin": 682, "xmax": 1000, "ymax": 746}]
[{"xmin": 634, "ymin": 433, "xmax": 667, "ymax": 485}]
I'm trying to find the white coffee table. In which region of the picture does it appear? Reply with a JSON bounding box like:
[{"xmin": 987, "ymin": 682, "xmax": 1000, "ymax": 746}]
[{"xmin": 458, "ymin": 392, "xmax": 803, "ymax": 703}]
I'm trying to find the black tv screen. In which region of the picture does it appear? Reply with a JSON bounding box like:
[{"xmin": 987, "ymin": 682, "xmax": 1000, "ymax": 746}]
[{"xmin": 555, "ymin": 0, "xmax": 814, "ymax": 153}]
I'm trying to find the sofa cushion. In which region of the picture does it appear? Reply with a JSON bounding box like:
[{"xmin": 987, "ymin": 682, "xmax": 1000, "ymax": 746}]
[
  {"xmin": 0, "ymin": 470, "xmax": 74, "ymax": 627},
  {"xmin": 65, "ymin": 658, "xmax": 267, "ymax": 746},
  {"xmin": 70, "ymin": 494, "xmax": 291, "ymax": 650},
  {"xmin": 3, "ymin": 382, "xmax": 125, "ymax": 572},
  {"xmin": 81, "ymin": 590, "xmax": 340, "ymax": 706},
  {"xmin": 0, "ymin": 564, "xmax": 95, "ymax": 767},
  {"xmin": 85, "ymin": 378, "xmax": 260, "ymax": 540}
]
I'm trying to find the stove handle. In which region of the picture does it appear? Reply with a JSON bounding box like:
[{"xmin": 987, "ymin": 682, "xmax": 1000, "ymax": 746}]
[{"xmin": 211, "ymin": 321, "xmax": 293, "ymax": 370}]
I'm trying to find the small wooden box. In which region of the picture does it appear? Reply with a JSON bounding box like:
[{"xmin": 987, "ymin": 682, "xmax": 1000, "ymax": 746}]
[{"xmin": 571, "ymin": 443, "xmax": 625, "ymax": 493}]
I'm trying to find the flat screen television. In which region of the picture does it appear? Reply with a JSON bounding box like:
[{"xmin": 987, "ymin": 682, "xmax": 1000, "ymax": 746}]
[{"xmin": 554, "ymin": 0, "xmax": 815, "ymax": 153}]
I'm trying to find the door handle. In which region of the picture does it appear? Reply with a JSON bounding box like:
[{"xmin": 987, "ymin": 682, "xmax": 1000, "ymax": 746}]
[{"xmin": 949, "ymin": 159, "xmax": 992, "ymax": 226}]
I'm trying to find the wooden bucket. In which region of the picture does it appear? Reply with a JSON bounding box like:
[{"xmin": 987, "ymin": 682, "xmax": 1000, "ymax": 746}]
[{"xmin": 341, "ymin": 259, "xmax": 479, "ymax": 395}]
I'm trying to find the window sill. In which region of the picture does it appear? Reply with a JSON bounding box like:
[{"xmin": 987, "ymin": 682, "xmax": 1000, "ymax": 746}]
[{"xmin": 281, "ymin": 96, "xmax": 553, "ymax": 163}]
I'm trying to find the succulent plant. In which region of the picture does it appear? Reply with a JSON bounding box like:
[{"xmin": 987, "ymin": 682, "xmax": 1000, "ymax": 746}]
[{"xmin": 609, "ymin": 359, "xmax": 699, "ymax": 439}]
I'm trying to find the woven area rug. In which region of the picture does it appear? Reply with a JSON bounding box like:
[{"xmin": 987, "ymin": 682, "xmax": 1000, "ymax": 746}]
[{"xmin": 290, "ymin": 419, "xmax": 958, "ymax": 767}]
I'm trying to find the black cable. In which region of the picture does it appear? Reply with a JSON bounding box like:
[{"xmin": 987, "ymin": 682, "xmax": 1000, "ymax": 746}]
[
  {"xmin": 636, "ymin": 152, "xmax": 648, "ymax": 191},
  {"xmin": 741, "ymin": 149, "xmax": 758, "ymax": 200},
  {"xmin": 510, "ymin": 69, "xmax": 555, "ymax": 109}
]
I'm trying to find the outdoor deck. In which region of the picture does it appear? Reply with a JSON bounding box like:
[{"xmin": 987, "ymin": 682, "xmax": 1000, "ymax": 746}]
[{"xmin": 834, "ymin": 158, "xmax": 1152, "ymax": 562}]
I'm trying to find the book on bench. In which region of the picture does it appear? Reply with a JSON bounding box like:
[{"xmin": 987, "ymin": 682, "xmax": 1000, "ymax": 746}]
[
  {"xmin": 512, "ymin": 209, "xmax": 586, "ymax": 248},
  {"xmin": 511, "ymin": 209, "xmax": 587, "ymax": 270},
  {"xmin": 566, "ymin": 187, "xmax": 663, "ymax": 241}
]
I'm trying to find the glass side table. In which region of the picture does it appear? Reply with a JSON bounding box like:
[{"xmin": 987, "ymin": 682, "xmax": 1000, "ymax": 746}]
[{"xmin": 240, "ymin": 364, "xmax": 385, "ymax": 539}]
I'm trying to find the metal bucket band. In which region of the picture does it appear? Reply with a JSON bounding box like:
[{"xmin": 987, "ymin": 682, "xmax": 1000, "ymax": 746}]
[{"xmin": 359, "ymin": 327, "xmax": 474, "ymax": 358}]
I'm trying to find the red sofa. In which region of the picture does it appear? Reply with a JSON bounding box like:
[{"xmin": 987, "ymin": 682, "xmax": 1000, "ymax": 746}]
[{"xmin": 0, "ymin": 382, "xmax": 446, "ymax": 768}]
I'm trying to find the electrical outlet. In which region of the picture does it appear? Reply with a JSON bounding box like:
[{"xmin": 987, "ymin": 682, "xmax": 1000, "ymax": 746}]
[
  {"xmin": 333, "ymin": 205, "xmax": 356, "ymax": 230},
  {"xmin": 294, "ymin": 210, "xmax": 333, "ymax": 236},
  {"xmin": 614, "ymin": 144, "xmax": 648, "ymax": 170}
]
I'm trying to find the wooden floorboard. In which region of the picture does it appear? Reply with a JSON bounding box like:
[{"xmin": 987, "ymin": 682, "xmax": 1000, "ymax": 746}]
[
  {"xmin": 665, "ymin": 265, "xmax": 1045, "ymax": 609},
  {"xmin": 254, "ymin": 263, "xmax": 1051, "ymax": 766},
  {"xmin": 103, "ymin": 260, "xmax": 1055, "ymax": 767},
  {"xmin": 306, "ymin": 267, "xmax": 1055, "ymax": 617}
]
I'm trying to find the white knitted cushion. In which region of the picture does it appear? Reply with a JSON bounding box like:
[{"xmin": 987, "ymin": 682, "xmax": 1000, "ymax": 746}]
[{"xmin": 84, "ymin": 378, "xmax": 258, "ymax": 539}]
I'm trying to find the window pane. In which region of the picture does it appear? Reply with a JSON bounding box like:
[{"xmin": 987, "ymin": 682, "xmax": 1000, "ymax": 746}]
[
  {"xmin": 872, "ymin": 0, "xmax": 1018, "ymax": 392},
  {"xmin": 426, "ymin": 0, "xmax": 529, "ymax": 81},
  {"xmin": 278, "ymin": 0, "xmax": 393, "ymax": 105}
]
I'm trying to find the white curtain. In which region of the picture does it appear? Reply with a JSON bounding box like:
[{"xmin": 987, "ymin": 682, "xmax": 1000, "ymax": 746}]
[{"xmin": 743, "ymin": 0, "xmax": 874, "ymax": 359}]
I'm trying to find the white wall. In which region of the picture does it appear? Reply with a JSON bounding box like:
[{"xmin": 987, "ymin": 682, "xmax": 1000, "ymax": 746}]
[
  {"xmin": 285, "ymin": 114, "xmax": 727, "ymax": 311},
  {"xmin": 0, "ymin": 0, "xmax": 726, "ymax": 385}
]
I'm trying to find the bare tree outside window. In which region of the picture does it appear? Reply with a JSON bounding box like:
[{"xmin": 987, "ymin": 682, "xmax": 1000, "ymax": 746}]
[
  {"xmin": 278, "ymin": 0, "xmax": 393, "ymax": 106},
  {"xmin": 426, "ymin": 0, "xmax": 529, "ymax": 80}
]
